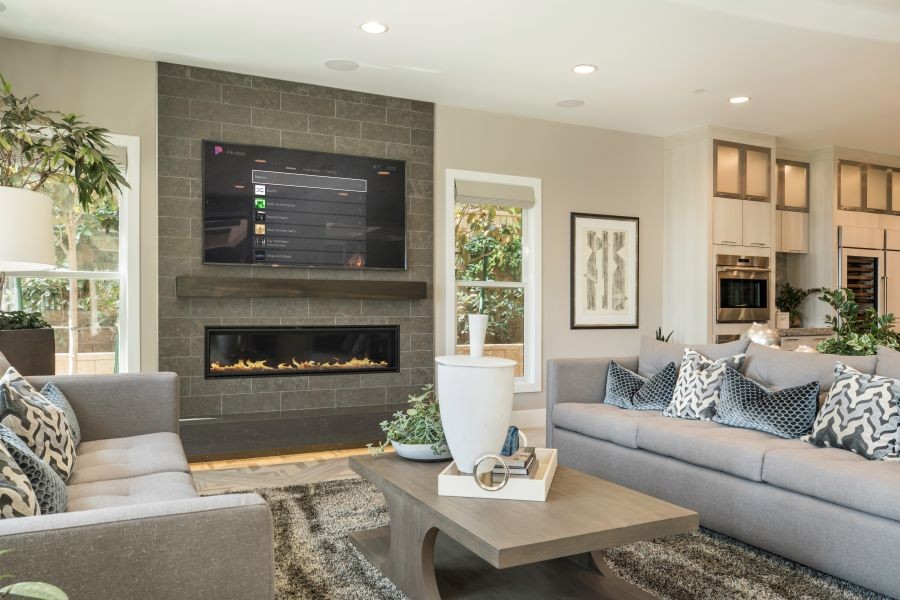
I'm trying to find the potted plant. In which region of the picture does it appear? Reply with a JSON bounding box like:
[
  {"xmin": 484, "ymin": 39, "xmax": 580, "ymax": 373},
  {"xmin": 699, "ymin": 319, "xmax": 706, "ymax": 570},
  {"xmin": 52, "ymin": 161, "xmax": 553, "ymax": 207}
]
[
  {"xmin": 775, "ymin": 283, "xmax": 817, "ymax": 328},
  {"xmin": 815, "ymin": 287, "xmax": 900, "ymax": 355},
  {"xmin": 0, "ymin": 310, "xmax": 54, "ymax": 375},
  {"xmin": 0, "ymin": 76, "xmax": 126, "ymax": 374},
  {"xmin": 368, "ymin": 384, "xmax": 451, "ymax": 461}
]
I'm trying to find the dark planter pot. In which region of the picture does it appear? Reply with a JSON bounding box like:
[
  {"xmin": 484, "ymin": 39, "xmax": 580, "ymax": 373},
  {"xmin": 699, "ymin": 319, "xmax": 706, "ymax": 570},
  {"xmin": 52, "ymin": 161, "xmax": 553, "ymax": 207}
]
[{"xmin": 0, "ymin": 329, "xmax": 55, "ymax": 376}]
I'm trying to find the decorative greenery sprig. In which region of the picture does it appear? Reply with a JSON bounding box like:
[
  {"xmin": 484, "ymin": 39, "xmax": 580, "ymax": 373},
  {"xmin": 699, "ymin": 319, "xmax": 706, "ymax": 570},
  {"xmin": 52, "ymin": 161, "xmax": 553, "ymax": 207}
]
[
  {"xmin": 775, "ymin": 283, "xmax": 818, "ymax": 323},
  {"xmin": 815, "ymin": 287, "xmax": 900, "ymax": 356},
  {"xmin": 368, "ymin": 384, "xmax": 447, "ymax": 456},
  {"xmin": 0, "ymin": 311, "xmax": 50, "ymax": 331},
  {"xmin": 0, "ymin": 75, "xmax": 128, "ymax": 210},
  {"xmin": 655, "ymin": 327, "xmax": 673, "ymax": 342},
  {"xmin": 0, "ymin": 549, "xmax": 68, "ymax": 599}
]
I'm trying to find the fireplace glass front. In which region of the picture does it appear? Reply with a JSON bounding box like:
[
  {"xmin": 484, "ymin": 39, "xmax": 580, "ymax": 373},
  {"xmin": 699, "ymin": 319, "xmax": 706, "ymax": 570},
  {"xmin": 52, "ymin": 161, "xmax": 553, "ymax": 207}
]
[{"xmin": 205, "ymin": 326, "xmax": 400, "ymax": 378}]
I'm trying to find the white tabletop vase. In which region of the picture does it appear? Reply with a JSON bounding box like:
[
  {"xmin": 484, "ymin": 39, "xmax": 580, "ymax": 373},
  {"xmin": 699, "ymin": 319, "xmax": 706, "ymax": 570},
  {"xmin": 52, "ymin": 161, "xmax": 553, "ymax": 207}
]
[{"xmin": 435, "ymin": 354, "xmax": 516, "ymax": 473}]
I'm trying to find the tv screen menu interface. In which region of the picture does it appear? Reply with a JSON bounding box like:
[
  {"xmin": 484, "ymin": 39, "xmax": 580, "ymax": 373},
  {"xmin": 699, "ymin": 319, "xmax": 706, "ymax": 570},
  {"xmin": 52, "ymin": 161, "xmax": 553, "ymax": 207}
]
[{"xmin": 202, "ymin": 141, "xmax": 406, "ymax": 269}]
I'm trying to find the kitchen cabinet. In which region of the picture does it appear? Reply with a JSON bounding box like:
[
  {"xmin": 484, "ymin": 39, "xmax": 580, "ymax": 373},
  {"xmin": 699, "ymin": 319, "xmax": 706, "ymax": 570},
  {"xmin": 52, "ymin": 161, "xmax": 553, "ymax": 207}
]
[
  {"xmin": 714, "ymin": 140, "xmax": 771, "ymax": 202},
  {"xmin": 713, "ymin": 197, "xmax": 743, "ymax": 246},
  {"xmin": 867, "ymin": 165, "xmax": 890, "ymax": 212},
  {"xmin": 839, "ymin": 161, "xmax": 863, "ymax": 210},
  {"xmin": 777, "ymin": 211, "xmax": 808, "ymax": 253},
  {"xmin": 742, "ymin": 200, "xmax": 771, "ymax": 248},
  {"xmin": 780, "ymin": 335, "xmax": 830, "ymax": 351},
  {"xmin": 777, "ymin": 159, "xmax": 809, "ymax": 211},
  {"xmin": 886, "ymin": 251, "xmax": 900, "ymax": 330}
]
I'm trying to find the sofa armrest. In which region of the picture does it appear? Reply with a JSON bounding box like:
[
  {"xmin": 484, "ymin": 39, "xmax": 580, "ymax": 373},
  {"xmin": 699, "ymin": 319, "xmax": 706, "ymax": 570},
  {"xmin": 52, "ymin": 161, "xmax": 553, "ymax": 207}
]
[
  {"xmin": 27, "ymin": 373, "xmax": 179, "ymax": 442},
  {"xmin": 0, "ymin": 494, "xmax": 274, "ymax": 600},
  {"xmin": 546, "ymin": 356, "xmax": 637, "ymax": 447}
]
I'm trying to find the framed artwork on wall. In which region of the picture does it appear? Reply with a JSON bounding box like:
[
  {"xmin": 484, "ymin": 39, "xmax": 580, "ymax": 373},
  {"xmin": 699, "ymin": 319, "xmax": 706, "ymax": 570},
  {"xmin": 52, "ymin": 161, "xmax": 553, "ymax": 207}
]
[{"xmin": 570, "ymin": 213, "xmax": 639, "ymax": 329}]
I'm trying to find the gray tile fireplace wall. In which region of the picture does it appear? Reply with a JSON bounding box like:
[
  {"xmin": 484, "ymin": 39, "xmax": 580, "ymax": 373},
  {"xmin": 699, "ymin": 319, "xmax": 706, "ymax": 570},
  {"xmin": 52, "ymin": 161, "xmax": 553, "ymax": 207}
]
[{"xmin": 157, "ymin": 63, "xmax": 434, "ymax": 420}]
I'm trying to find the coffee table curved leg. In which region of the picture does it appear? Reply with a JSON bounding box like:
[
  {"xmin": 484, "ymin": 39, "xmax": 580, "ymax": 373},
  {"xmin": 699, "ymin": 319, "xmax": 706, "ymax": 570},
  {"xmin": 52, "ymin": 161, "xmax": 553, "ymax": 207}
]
[{"xmin": 350, "ymin": 492, "xmax": 443, "ymax": 600}]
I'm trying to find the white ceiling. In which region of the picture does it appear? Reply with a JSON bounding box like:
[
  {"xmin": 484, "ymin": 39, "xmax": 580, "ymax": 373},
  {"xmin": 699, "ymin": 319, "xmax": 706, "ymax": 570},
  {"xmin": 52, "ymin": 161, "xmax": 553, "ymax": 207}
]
[{"xmin": 2, "ymin": 0, "xmax": 899, "ymax": 154}]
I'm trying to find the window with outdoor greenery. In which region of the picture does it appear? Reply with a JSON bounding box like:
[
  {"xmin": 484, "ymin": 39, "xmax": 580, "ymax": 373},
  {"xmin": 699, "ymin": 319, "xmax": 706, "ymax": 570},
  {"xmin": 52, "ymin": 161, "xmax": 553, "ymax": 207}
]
[
  {"xmin": 454, "ymin": 202, "xmax": 526, "ymax": 376},
  {"xmin": 1, "ymin": 176, "xmax": 121, "ymax": 375}
]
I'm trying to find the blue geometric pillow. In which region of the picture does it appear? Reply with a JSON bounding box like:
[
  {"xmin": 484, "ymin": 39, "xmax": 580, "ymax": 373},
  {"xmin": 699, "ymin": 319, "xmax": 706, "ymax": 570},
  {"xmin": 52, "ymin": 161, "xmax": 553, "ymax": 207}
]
[
  {"xmin": 605, "ymin": 361, "xmax": 677, "ymax": 410},
  {"xmin": 0, "ymin": 425, "xmax": 66, "ymax": 514},
  {"xmin": 40, "ymin": 383, "xmax": 81, "ymax": 448},
  {"xmin": 716, "ymin": 368, "xmax": 819, "ymax": 439}
]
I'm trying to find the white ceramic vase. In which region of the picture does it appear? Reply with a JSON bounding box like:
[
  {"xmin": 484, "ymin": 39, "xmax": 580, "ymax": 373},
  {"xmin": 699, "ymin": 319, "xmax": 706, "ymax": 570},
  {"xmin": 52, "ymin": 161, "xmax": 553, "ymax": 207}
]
[
  {"xmin": 468, "ymin": 314, "xmax": 488, "ymax": 358},
  {"xmin": 435, "ymin": 354, "xmax": 516, "ymax": 473}
]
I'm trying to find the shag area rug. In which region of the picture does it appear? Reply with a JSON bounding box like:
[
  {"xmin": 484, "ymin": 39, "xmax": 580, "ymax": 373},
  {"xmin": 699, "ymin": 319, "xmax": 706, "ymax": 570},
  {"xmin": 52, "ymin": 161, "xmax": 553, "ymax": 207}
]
[{"xmin": 239, "ymin": 477, "xmax": 890, "ymax": 600}]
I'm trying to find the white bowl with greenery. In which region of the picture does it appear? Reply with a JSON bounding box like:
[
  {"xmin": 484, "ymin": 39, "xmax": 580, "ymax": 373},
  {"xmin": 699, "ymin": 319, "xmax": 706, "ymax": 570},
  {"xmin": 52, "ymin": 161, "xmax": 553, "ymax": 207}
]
[{"xmin": 369, "ymin": 384, "xmax": 451, "ymax": 462}]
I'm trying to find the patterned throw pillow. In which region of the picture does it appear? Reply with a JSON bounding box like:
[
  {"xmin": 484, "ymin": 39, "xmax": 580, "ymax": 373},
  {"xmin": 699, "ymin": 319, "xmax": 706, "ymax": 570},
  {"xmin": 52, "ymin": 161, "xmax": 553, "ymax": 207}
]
[
  {"xmin": 0, "ymin": 426, "xmax": 66, "ymax": 514},
  {"xmin": 605, "ymin": 361, "xmax": 677, "ymax": 410},
  {"xmin": 663, "ymin": 349, "xmax": 745, "ymax": 420},
  {"xmin": 0, "ymin": 368, "xmax": 76, "ymax": 480},
  {"xmin": 802, "ymin": 363, "xmax": 900, "ymax": 461},
  {"xmin": 715, "ymin": 368, "xmax": 819, "ymax": 438},
  {"xmin": 40, "ymin": 383, "xmax": 81, "ymax": 448},
  {"xmin": 0, "ymin": 437, "xmax": 39, "ymax": 518}
]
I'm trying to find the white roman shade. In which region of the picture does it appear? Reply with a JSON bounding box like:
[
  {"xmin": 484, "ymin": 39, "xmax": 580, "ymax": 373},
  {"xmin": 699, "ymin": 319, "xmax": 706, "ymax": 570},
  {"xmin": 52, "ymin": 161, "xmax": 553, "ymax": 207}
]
[{"xmin": 454, "ymin": 180, "xmax": 535, "ymax": 209}]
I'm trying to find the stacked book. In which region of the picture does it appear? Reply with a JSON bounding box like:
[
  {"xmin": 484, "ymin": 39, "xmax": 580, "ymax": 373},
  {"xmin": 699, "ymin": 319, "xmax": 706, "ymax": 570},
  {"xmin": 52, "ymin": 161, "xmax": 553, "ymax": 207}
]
[{"xmin": 492, "ymin": 446, "xmax": 538, "ymax": 483}]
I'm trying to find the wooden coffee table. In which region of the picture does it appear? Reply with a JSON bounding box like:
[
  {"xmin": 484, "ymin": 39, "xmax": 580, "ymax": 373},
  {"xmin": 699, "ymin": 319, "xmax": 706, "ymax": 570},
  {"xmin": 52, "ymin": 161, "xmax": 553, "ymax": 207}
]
[{"xmin": 349, "ymin": 455, "xmax": 699, "ymax": 599}]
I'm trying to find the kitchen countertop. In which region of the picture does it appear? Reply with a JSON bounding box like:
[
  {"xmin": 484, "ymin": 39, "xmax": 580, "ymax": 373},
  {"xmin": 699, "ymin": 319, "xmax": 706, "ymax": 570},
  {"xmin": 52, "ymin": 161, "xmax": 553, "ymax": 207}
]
[{"xmin": 777, "ymin": 327, "xmax": 832, "ymax": 337}]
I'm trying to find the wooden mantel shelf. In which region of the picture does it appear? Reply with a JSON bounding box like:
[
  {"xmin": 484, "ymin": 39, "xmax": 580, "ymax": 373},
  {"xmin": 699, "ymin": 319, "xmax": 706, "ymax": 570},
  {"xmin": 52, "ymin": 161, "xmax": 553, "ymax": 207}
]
[{"xmin": 175, "ymin": 276, "xmax": 427, "ymax": 300}]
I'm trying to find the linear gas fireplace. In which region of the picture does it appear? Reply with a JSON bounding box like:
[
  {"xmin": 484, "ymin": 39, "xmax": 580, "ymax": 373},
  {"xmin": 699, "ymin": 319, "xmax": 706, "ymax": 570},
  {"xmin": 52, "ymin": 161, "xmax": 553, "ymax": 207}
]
[{"xmin": 205, "ymin": 325, "xmax": 400, "ymax": 379}]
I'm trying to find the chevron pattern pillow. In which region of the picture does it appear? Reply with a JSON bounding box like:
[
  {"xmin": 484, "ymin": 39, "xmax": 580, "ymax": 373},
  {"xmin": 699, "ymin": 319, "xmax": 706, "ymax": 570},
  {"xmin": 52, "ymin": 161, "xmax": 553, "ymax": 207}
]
[
  {"xmin": 0, "ymin": 368, "xmax": 76, "ymax": 481},
  {"xmin": 716, "ymin": 368, "xmax": 819, "ymax": 438},
  {"xmin": 0, "ymin": 437, "xmax": 39, "ymax": 518},
  {"xmin": 663, "ymin": 349, "xmax": 745, "ymax": 420},
  {"xmin": 605, "ymin": 361, "xmax": 677, "ymax": 410},
  {"xmin": 802, "ymin": 363, "xmax": 900, "ymax": 461}
]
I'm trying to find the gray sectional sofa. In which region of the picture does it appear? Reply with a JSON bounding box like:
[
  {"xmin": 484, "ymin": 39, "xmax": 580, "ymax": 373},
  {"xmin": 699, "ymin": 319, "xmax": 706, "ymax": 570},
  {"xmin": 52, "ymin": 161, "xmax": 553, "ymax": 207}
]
[
  {"xmin": 0, "ymin": 373, "xmax": 274, "ymax": 600},
  {"xmin": 547, "ymin": 339, "xmax": 900, "ymax": 598}
]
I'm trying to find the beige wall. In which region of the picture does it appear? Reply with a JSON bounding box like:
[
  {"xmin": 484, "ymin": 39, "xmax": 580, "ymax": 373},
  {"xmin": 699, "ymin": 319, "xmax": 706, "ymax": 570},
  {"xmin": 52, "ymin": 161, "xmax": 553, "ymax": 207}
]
[
  {"xmin": 0, "ymin": 37, "xmax": 158, "ymax": 372},
  {"xmin": 434, "ymin": 106, "xmax": 664, "ymax": 411}
]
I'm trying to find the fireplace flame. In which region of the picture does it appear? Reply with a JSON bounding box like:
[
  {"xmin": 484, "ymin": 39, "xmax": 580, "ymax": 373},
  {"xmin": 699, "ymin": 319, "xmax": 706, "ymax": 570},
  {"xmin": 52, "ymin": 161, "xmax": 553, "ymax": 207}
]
[{"xmin": 209, "ymin": 356, "xmax": 389, "ymax": 374}]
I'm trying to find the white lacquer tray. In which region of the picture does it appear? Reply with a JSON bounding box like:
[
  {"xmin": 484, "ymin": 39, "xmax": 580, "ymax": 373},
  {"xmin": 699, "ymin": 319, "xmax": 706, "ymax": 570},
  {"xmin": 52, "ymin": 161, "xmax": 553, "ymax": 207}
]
[{"xmin": 437, "ymin": 448, "xmax": 558, "ymax": 502}]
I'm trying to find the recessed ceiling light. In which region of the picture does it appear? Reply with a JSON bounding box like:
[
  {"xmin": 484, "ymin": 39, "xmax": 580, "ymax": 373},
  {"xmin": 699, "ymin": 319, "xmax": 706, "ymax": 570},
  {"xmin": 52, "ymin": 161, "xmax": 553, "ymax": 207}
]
[
  {"xmin": 573, "ymin": 64, "xmax": 597, "ymax": 75},
  {"xmin": 729, "ymin": 96, "xmax": 751, "ymax": 104},
  {"xmin": 325, "ymin": 59, "xmax": 360, "ymax": 72},
  {"xmin": 556, "ymin": 99, "xmax": 585, "ymax": 108},
  {"xmin": 360, "ymin": 21, "xmax": 389, "ymax": 34},
  {"xmin": 693, "ymin": 88, "xmax": 706, "ymax": 94}
]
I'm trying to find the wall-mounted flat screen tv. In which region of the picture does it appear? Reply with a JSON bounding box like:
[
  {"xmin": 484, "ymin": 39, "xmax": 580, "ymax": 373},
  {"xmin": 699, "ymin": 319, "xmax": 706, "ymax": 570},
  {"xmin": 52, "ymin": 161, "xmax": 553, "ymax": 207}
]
[{"xmin": 202, "ymin": 141, "xmax": 406, "ymax": 270}]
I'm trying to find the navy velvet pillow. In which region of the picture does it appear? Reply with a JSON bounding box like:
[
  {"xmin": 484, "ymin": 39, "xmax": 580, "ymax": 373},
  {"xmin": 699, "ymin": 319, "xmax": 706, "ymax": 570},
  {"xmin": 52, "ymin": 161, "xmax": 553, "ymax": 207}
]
[
  {"xmin": 605, "ymin": 361, "xmax": 677, "ymax": 410},
  {"xmin": 715, "ymin": 367, "xmax": 819, "ymax": 439}
]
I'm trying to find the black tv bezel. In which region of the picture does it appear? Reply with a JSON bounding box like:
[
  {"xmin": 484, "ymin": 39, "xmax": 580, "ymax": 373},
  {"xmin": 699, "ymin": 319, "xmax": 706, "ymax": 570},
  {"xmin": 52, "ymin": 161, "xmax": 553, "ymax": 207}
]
[{"xmin": 200, "ymin": 139, "xmax": 408, "ymax": 271}]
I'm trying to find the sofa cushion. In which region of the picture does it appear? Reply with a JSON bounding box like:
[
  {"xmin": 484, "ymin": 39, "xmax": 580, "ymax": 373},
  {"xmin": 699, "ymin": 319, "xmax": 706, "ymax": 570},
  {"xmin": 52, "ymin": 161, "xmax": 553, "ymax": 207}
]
[
  {"xmin": 715, "ymin": 368, "xmax": 819, "ymax": 439},
  {"xmin": 762, "ymin": 446, "xmax": 900, "ymax": 522},
  {"xmin": 66, "ymin": 471, "xmax": 198, "ymax": 512},
  {"xmin": 636, "ymin": 418, "xmax": 798, "ymax": 481},
  {"xmin": 875, "ymin": 345, "xmax": 900, "ymax": 379},
  {"xmin": 67, "ymin": 432, "xmax": 190, "ymax": 486},
  {"xmin": 0, "ymin": 368, "xmax": 76, "ymax": 480},
  {"xmin": 637, "ymin": 337, "xmax": 749, "ymax": 378},
  {"xmin": 0, "ymin": 425, "xmax": 67, "ymax": 514},
  {"xmin": 663, "ymin": 349, "xmax": 744, "ymax": 420},
  {"xmin": 604, "ymin": 361, "xmax": 677, "ymax": 410},
  {"xmin": 0, "ymin": 436, "xmax": 39, "ymax": 517},
  {"xmin": 552, "ymin": 403, "xmax": 666, "ymax": 449},
  {"xmin": 742, "ymin": 342, "xmax": 876, "ymax": 391},
  {"xmin": 39, "ymin": 383, "xmax": 81, "ymax": 447},
  {"xmin": 802, "ymin": 363, "xmax": 900, "ymax": 461}
]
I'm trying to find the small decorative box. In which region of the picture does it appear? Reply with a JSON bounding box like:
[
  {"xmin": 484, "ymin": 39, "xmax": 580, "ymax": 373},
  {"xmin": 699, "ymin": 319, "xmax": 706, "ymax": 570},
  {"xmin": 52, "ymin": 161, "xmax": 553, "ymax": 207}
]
[{"xmin": 437, "ymin": 448, "xmax": 558, "ymax": 502}]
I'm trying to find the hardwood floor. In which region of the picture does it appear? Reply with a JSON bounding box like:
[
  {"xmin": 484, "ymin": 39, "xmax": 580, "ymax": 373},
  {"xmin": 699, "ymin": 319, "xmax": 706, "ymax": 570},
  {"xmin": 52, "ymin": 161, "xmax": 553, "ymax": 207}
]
[{"xmin": 191, "ymin": 427, "xmax": 546, "ymax": 495}]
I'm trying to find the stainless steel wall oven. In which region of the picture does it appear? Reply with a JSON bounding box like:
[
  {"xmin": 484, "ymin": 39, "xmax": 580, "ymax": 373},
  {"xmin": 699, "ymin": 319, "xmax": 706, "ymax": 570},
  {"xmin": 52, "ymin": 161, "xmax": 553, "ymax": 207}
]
[{"xmin": 716, "ymin": 254, "xmax": 770, "ymax": 323}]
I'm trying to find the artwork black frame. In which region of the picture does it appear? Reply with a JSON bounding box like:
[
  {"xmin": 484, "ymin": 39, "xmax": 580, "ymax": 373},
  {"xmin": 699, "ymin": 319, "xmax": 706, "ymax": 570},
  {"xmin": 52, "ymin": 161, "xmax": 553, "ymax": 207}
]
[{"xmin": 570, "ymin": 212, "xmax": 640, "ymax": 329}]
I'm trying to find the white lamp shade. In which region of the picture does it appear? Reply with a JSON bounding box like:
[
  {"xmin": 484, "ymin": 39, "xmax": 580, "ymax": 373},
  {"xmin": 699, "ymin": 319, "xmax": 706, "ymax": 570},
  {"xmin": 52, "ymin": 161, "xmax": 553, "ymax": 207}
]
[{"xmin": 0, "ymin": 187, "xmax": 56, "ymax": 271}]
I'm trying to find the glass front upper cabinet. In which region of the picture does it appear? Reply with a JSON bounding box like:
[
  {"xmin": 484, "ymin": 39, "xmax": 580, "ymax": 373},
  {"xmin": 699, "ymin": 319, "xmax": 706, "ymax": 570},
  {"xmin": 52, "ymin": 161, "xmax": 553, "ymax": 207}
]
[
  {"xmin": 714, "ymin": 140, "xmax": 771, "ymax": 202},
  {"xmin": 838, "ymin": 160, "xmax": 897, "ymax": 213},
  {"xmin": 777, "ymin": 159, "xmax": 809, "ymax": 212}
]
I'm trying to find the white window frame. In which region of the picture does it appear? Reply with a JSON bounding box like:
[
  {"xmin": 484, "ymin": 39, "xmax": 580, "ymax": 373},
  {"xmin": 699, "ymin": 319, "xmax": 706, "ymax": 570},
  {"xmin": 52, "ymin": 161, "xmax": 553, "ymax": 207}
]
[
  {"xmin": 5, "ymin": 133, "xmax": 141, "ymax": 373},
  {"xmin": 443, "ymin": 169, "xmax": 542, "ymax": 393}
]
